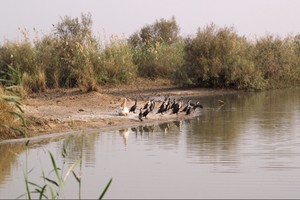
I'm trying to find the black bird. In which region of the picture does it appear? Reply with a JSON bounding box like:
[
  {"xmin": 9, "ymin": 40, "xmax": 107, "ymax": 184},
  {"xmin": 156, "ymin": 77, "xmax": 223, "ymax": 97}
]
[
  {"xmin": 186, "ymin": 105, "xmax": 193, "ymax": 115},
  {"xmin": 181, "ymin": 100, "xmax": 191, "ymax": 112},
  {"xmin": 149, "ymin": 99, "xmax": 156, "ymax": 112},
  {"xmin": 171, "ymin": 99, "xmax": 183, "ymax": 115},
  {"xmin": 163, "ymin": 98, "xmax": 171, "ymax": 112},
  {"xmin": 170, "ymin": 98, "xmax": 176, "ymax": 110},
  {"xmin": 157, "ymin": 100, "xmax": 166, "ymax": 114},
  {"xmin": 143, "ymin": 98, "xmax": 150, "ymax": 109},
  {"xmin": 138, "ymin": 108, "xmax": 143, "ymax": 121},
  {"xmin": 129, "ymin": 99, "xmax": 137, "ymax": 113},
  {"xmin": 143, "ymin": 108, "xmax": 150, "ymax": 119},
  {"xmin": 186, "ymin": 101, "xmax": 203, "ymax": 115},
  {"xmin": 192, "ymin": 101, "xmax": 203, "ymax": 109}
]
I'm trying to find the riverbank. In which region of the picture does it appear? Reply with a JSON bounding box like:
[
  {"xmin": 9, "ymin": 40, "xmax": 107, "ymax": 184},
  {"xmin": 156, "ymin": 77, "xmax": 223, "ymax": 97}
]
[{"xmin": 7, "ymin": 78, "xmax": 237, "ymax": 141}]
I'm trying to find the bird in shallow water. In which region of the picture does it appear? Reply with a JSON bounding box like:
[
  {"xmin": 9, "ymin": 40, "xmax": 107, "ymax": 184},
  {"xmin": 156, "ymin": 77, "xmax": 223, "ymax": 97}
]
[
  {"xmin": 186, "ymin": 101, "xmax": 203, "ymax": 115},
  {"xmin": 118, "ymin": 98, "xmax": 129, "ymax": 116},
  {"xmin": 129, "ymin": 99, "xmax": 137, "ymax": 113}
]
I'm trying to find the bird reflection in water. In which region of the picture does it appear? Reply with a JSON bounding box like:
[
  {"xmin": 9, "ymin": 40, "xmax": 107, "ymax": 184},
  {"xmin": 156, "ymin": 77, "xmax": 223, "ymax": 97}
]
[
  {"xmin": 119, "ymin": 128, "xmax": 129, "ymax": 146},
  {"xmin": 159, "ymin": 122, "xmax": 171, "ymax": 134}
]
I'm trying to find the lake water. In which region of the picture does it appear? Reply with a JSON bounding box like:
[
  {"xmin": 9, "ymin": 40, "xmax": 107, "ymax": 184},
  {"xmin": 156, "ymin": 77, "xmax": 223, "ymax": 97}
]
[{"xmin": 0, "ymin": 88, "xmax": 300, "ymax": 199}]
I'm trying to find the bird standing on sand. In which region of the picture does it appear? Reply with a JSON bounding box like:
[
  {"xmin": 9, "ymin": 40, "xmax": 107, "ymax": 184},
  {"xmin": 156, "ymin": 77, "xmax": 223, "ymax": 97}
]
[
  {"xmin": 129, "ymin": 99, "xmax": 137, "ymax": 113},
  {"xmin": 163, "ymin": 98, "xmax": 171, "ymax": 113},
  {"xmin": 157, "ymin": 100, "xmax": 166, "ymax": 114},
  {"xmin": 138, "ymin": 108, "xmax": 143, "ymax": 121},
  {"xmin": 171, "ymin": 99, "xmax": 183, "ymax": 115},
  {"xmin": 149, "ymin": 99, "xmax": 156, "ymax": 112},
  {"xmin": 181, "ymin": 100, "xmax": 191, "ymax": 112},
  {"xmin": 118, "ymin": 98, "xmax": 129, "ymax": 116},
  {"xmin": 143, "ymin": 98, "xmax": 150, "ymax": 110},
  {"xmin": 143, "ymin": 108, "xmax": 150, "ymax": 119}
]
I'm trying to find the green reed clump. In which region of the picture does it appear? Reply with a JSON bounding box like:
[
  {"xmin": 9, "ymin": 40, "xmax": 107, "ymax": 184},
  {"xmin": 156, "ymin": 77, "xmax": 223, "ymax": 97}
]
[
  {"xmin": 174, "ymin": 24, "xmax": 262, "ymax": 89},
  {"xmin": 96, "ymin": 35, "xmax": 137, "ymax": 85},
  {"xmin": 129, "ymin": 17, "xmax": 184, "ymax": 79},
  {"xmin": 0, "ymin": 30, "xmax": 46, "ymax": 94},
  {"xmin": 253, "ymin": 35, "xmax": 300, "ymax": 88},
  {"xmin": 47, "ymin": 13, "xmax": 100, "ymax": 90},
  {"xmin": 20, "ymin": 140, "xmax": 112, "ymax": 199},
  {"xmin": 0, "ymin": 74, "xmax": 27, "ymax": 138}
]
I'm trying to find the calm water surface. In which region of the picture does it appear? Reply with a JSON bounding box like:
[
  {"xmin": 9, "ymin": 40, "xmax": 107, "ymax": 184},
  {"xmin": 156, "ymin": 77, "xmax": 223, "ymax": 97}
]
[{"xmin": 0, "ymin": 88, "xmax": 300, "ymax": 199}]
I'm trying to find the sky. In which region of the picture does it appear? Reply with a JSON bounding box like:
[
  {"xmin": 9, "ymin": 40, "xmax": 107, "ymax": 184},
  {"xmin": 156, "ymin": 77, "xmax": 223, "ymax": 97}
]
[{"xmin": 1, "ymin": 0, "xmax": 300, "ymax": 42}]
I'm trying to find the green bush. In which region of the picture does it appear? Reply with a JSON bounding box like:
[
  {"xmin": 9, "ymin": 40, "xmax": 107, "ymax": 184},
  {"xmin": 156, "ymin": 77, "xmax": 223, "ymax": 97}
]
[
  {"xmin": 129, "ymin": 17, "xmax": 183, "ymax": 79},
  {"xmin": 0, "ymin": 69, "xmax": 27, "ymax": 138},
  {"xmin": 174, "ymin": 24, "xmax": 265, "ymax": 89},
  {"xmin": 96, "ymin": 35, "xmax": 136, "ymax": 85},
  {"xmin": 254, "ymin": 35, "xmax": 300, "ymax": 88},
  {"xmin": 49, "ymin": 13, "xmax": 99, "ymax": 89}
]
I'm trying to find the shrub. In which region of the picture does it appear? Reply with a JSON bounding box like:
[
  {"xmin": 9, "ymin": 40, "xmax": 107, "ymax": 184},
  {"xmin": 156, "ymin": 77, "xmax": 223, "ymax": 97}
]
[
  {"xmin": 254, "ymin": 35, "xmax": 300, "ymax": 88},
  {"xmin": 129, "ymin": 17, "xmax": 183, "ymax": 79},
  {"xmin": 133, "ymin": 40, "xmax": 184, "ymax": 78},
  {"xmin": 96, "ymin": 35, "xmax": 137, "ymax": 85},
  {"xmin": 0, "ymin": 34, "xmax": 47, "ymax": 93},
  {"xmin": 174, "ymin": 24, "xmax": 265, "ymax": 89},
  {"xmin": 50, "ymin": 13, "xmax": 99, "ymax": 89}
]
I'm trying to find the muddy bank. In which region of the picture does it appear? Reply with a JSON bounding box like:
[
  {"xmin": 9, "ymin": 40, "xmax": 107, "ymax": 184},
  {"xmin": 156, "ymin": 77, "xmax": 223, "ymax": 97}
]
[{"xmin": 6, "ymin": 79, "xmax": 237, "ymax": 141}]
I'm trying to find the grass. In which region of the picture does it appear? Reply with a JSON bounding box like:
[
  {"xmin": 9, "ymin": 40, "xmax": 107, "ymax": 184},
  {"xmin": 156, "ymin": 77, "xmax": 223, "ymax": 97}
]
[
  {"xmin": 0, "ymin": 85, "xmax": 27, "ymax": 139},
  {"xmin": 19, "ymin": 140, "xmax": 112, "ymax": 199}
]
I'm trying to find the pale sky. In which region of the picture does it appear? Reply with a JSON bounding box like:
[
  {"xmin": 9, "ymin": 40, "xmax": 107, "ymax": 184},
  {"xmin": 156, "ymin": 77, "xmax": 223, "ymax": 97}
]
[{"xmin": 1, "ymin": 0, "xmax": 300, "ymax": 41}]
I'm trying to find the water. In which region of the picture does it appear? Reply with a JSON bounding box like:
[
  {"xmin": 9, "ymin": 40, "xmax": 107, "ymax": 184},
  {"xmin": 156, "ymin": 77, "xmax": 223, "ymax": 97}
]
[{"xmin": 1, "ymin": 88, "xmax": 300, "ymax": 199}]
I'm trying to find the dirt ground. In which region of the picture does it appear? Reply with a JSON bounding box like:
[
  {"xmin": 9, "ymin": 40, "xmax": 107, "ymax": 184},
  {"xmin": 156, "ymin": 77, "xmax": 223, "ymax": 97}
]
[{"xmin": 21, "ymin": 78, "xmax": 233, "ymax": 139}]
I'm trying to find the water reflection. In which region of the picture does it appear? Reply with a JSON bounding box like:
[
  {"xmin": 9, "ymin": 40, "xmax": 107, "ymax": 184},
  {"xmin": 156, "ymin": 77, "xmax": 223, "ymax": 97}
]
[
  {"xmin": 0, "ymin": 143, "xmax": 25, "ymax": 187},
  {"xmin": 0, "ymin": 88, "xmax": 299, "ymax": 198},
  {"xmin": 119, "ymin": 128, "xmax": 129, "ymax": 146}
]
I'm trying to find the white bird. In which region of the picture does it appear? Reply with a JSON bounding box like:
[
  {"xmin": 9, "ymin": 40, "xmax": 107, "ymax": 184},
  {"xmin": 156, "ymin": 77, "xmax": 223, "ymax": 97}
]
[{"xmin": 118, "ymin": 98, "xmax": 129, "ymax": 116}]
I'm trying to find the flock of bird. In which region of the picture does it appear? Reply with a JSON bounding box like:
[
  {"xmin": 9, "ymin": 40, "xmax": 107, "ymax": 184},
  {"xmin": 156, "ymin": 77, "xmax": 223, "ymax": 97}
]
[{"xmin": 118, "ymin": 97, "xmax": 203, "ymax": 121}]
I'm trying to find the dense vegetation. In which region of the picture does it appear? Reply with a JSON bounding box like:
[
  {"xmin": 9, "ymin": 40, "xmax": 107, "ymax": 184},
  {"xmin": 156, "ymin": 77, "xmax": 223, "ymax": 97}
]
[
  {"xmin": 0, "ymin": 13, "xmax": 299, "ymax": 137},
  {"xmin": 1, "ymin": 13, "xmax": 299, "ymax": 93}
]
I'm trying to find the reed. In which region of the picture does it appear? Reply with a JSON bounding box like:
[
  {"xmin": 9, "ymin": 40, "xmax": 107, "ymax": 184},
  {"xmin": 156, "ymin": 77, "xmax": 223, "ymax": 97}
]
[
  {"xmin": 0, "ymin": 66, "xmax": 27, "ymax": 139},
  {"xmin": 19, "ymin": 140, "xmax": 112, "ymax": 199},
  {"xmin": 129, "ymin": 17, "xmax": 183, "ymax": 79},
  {"xmin": 96, "ymin": 35, "xmax": 136, "ymax": 85}
]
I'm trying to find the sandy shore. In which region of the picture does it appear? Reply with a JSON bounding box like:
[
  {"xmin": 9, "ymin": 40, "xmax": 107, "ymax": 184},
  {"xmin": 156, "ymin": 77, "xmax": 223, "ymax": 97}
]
[{"xmin": 12, "ymin": 79, "xmax": 235, "ymax": 141}]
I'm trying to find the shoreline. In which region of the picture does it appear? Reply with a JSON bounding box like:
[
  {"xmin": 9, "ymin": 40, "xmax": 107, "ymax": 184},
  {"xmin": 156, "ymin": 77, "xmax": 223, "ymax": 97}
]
[{"xmin": 1, "ymin": 80, "xmax": 238, "ymax": 143}]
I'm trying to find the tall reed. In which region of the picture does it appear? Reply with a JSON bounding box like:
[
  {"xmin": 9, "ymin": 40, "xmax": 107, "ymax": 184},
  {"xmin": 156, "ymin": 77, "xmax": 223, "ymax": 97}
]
[
  {"xmin": 19, "ymin": 140, "xmax": 112, "ymax": 199},
  {"xmin": 0, "ymin": 65, "xmax": 27, "ymax": 139}
]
